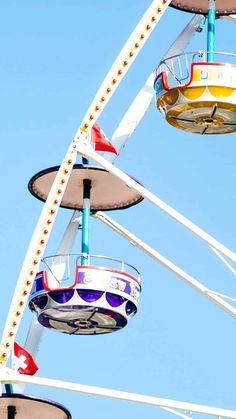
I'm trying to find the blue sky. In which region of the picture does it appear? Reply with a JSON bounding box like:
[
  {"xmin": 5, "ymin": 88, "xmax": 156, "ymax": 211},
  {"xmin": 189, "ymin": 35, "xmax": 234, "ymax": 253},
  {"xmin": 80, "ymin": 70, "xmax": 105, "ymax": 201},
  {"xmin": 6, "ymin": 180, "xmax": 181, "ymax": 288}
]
[{"xmin": 1, "ymin": 1, "xmax": 236, "ymax": 418}]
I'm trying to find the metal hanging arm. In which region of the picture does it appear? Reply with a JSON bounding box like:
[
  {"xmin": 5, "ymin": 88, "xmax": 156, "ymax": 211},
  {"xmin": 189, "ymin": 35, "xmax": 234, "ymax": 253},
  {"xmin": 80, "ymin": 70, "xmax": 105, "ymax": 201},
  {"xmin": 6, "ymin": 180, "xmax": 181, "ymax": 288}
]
[
  {"xmin": 162, "ymin": 14, "xmax": 204, "ymax": 61},
  {"xmin": 55, "ymin": 211, "xmax": 82, "ymax": 255},
  {"xmin": 207, "ymin": 0, "xmax": 216, "ymax": 62},
  {"xmin": 81, "ymin": 180, "xmax": 92, "ymax": 265}
]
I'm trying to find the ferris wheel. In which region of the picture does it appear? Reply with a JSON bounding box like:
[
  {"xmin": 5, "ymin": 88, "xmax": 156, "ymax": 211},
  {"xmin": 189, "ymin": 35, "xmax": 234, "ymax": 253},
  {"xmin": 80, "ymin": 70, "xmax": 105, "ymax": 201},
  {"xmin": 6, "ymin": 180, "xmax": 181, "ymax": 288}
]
[{"xmin": 1, "ymin": 0, "xmax": 236, "ymax": 417}]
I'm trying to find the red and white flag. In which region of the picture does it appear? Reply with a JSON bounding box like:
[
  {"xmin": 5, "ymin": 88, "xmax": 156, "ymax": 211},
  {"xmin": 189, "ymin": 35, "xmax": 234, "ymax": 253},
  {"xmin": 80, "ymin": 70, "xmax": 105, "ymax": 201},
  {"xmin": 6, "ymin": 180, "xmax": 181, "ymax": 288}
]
[
  {"xmin": 91, "ymin": 123, "xmax": 117, "ymax": 155},
  {"xmin": 13, "ymin": 342, "xmax": 39, "ymax": 376}
]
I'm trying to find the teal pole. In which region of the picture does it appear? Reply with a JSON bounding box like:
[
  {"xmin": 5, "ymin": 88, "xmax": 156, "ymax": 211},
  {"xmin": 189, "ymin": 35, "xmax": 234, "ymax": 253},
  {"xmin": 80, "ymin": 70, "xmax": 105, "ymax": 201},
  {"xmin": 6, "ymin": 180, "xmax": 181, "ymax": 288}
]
[
  {"xmin": 207, "ymin": 0, "xmax": 216, "ymax": 62},
  {"xmin": 5, "ymin": 384, "xmax": 13, "ymax": 394},
  {"xmin": 81, "ymin": 179, "xmax": 91, "ymax": 266}
]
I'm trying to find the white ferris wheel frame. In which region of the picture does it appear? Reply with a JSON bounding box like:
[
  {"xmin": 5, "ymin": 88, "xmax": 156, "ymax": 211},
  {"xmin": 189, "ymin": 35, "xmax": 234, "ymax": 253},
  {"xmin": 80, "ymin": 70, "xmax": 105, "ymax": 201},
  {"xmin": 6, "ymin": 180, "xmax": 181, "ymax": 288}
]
[
  {"xmin": 1, "ymin": 2, "xmax": 236, "ymax": 419},
  {"xmin": 21, "ymin": 11, "xmax": 205, "ymax": 366}
]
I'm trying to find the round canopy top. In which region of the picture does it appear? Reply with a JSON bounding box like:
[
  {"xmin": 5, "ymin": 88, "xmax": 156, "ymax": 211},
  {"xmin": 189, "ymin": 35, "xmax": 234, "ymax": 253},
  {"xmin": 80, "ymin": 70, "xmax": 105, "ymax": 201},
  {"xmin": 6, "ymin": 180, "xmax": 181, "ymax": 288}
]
[
  {"xmin": 170, "ymin": 0, "xmax": 236, "ymax": 15},
  {"xmin": 28, "ymin": 164, "xmax": 143, "ymax": 211},
  {"xmin": 0, "ymin": 394, "xmax": 71, "ymax": 419}
]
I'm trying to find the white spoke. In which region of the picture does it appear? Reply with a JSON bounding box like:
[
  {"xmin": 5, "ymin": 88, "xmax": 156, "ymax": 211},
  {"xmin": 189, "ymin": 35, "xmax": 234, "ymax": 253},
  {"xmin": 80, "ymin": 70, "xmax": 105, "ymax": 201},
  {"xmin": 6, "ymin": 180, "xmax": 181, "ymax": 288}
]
[
  {"xmin": 77, "ymin": 143, "xmax": 236, "ymax": 265},
  {"xmin": 1, "ymin": 369, "xmax": 236, "ymax": 419},
  {"xmin": 93, "ymin": 211, "xmax": 236, "ymax": 319}
]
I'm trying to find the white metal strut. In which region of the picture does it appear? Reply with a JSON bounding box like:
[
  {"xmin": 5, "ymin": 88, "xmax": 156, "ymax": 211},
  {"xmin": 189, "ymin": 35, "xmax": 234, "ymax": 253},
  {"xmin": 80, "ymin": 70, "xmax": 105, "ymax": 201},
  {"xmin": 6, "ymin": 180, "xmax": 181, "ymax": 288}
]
[
  {"xmin": 1, "ymin": 368, "xmax": 236, "ymax": 419},
  {"xmin": 93, "ymin": 211, "xmax": 236, "ymax": 319},
  {"xmin": 76, "ymin": 142, "xmax": 236, "ymax": 265}
]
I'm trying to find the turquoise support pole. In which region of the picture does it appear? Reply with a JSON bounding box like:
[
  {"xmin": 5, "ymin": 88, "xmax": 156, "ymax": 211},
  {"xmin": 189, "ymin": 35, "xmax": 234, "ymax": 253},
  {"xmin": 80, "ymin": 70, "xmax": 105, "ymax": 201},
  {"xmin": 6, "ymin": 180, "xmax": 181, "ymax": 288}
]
[
  {"xmin": 207, "ymin": 0, "xmax": 216, "ymax": 62},
  {"xmin": 5, "ymin": 384, "xmax": 13, "ymax": 394},
  {"xmin": 81, "ymin": 179, "xmax": 91, "ymax": 266}
]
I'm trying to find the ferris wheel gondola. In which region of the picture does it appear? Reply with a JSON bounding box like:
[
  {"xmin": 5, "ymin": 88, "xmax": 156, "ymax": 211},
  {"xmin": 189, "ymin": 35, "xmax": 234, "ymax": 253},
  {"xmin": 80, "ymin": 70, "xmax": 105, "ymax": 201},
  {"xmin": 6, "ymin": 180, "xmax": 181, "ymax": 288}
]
[
  {"xmin": 29, "ymin": 254, "xmax": 141, "ymax": 335},
  {"xmin": 27, "ymin": 162, "xmax": 143, "ymax": 334},
  {"xmin": 154, "ymin": 50, "xmax": 236, "ymax": 134},
  {"xmin": 155, "ymin": 0, "xmax": 236, "ymax": 134}
]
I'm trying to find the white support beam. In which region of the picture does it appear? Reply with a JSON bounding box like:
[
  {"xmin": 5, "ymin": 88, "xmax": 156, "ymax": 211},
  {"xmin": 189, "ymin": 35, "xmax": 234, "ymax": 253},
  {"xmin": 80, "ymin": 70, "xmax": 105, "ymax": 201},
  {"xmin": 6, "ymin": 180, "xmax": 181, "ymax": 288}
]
[
  {"xmin": 55, "ymin": 211, "xmax": 82, "ymax": 255},
  {"xmin": 1, "ymin": 369, "xmax": 236, "ymax": 419},
  {"xmin": 77, "ymin": 142, "xmax": 236, "ymax": 265},
  {"xmin": 93, "ymin": 211, "xmax": 236, "ymax": 319}
]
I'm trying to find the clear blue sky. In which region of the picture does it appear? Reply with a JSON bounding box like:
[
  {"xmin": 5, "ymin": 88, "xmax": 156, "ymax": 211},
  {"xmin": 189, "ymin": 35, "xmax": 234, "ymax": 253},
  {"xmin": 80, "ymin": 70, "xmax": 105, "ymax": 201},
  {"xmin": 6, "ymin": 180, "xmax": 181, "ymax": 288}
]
[{"xmin": 1, "ymin": 1, "xmax": 236, "ymax": 418}]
